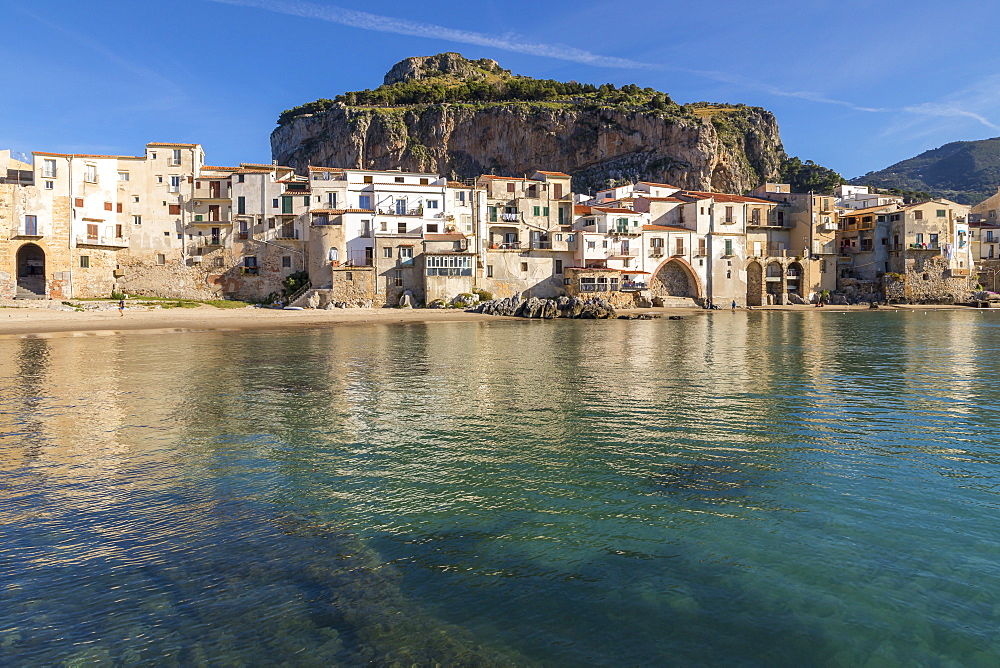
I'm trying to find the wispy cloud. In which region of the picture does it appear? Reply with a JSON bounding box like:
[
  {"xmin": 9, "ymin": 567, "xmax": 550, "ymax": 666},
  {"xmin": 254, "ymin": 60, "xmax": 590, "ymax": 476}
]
[
  {"xmin": 882, "ymin": 75, "xmax": 1000, "ymax": 138},
  {"xmin": 208, "ymin": 0, "xmax": 1000, "ymax": 131},
  {"xmin": 207, "ymin": 0, "xmax": 657, "ymax": 69},
  {"xmin": 209, "ymin": 0, "xmax": 893, "ymax": 114}
]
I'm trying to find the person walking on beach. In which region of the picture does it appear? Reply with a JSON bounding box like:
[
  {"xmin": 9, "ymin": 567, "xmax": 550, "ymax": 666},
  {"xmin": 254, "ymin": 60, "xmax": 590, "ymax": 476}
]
[
  {"xmin": 118, "ymin": 298, "xmax": 125, "ymax": 317},
  {"xmin": 731, "ymin": 299, "xmax": 737, "ymax": 311}
]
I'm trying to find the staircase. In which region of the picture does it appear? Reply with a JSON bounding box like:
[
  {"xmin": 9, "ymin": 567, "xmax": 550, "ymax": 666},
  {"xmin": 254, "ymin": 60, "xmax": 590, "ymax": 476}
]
[{"xmin": 15, "ymin": 278, "xmax": 46, "ymax": 300}]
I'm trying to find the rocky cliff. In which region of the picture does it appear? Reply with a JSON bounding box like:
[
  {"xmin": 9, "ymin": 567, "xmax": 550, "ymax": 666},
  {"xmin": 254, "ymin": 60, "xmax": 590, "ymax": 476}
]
[{"xmin": 271, "ymin": 54, "xmax": 787, "ymax": 194}]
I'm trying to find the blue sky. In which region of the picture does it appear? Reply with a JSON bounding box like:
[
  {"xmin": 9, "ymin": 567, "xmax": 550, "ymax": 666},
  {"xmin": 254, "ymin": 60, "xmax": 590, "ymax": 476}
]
[{"xmin": 2, "ymin": 0, "xmax": 998, "ymax": 180}]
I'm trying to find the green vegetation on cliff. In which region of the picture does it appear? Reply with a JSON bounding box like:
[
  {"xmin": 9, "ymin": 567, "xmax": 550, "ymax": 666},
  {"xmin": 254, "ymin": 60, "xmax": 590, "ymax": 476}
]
[
  {"xmin": 277, "ymin": 78, "xmax": 681, "ymax": 127},
  {"xmin": 779, "ymin": 156, "xmax": 846, "ymax": 194}
]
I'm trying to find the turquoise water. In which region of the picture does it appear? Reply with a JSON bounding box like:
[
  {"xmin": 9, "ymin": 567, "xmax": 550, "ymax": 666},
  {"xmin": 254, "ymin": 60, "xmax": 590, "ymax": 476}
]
[{"xmin": 2, "ymin": 310, "xmax": 1000, "ymax": 665}]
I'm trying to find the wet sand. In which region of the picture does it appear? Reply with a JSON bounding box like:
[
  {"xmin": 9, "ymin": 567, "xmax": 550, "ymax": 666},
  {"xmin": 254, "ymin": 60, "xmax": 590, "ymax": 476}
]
[{"xmin": 0, "ymin": 301, "xmax": 981, "ymax": 339}]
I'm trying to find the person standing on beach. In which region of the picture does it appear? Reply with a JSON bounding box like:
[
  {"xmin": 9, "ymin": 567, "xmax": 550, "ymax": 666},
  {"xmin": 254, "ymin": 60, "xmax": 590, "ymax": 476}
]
[
  {"xmin": 119, "ymin": 298, "xmax": 125, "ymax": 317},
  {"xmin": 731, "ymin": 299, "xmax": 737, "ymax": 311}
]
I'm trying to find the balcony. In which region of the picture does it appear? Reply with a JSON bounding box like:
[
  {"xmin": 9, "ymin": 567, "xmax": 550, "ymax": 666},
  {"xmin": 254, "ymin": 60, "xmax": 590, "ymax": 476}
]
[
  {"xmin": 532, "ymin": 241, "xmax": 552, "ymax": 250},
  {"xmin": 614, "ymin": 228, "xmax": 642, "ymax": 236},
  {"xmin": 910, "ymin": 243, "xmax": 940, "ymax": 251},
  {"xmin": 77, "ymin": 235, "xmax": 128, "ymax": 248},
  {"xmin": 191, "ymin": 216, "xmax": 228, "ymax": 225},
  {"xmin": 276, "ymin": 229, "xmax": 300, "ymax": 240},
  {"xmin": 377, "ymin": 208, "xmax": 424, "ymax": 217},
  {"xmin": 609, "ymin": 248, "xmax": 638, "ymax": 257},
  {"xmin": 490, "ymin": 241, "xmax": 522, "ymax": 250},
  {"xmin": 501, "ymin": 212, "xmax": 520, "ymax": 222}
]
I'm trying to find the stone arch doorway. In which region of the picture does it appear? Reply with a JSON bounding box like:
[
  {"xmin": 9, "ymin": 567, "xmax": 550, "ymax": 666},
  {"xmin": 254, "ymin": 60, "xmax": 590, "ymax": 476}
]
[
  {"xmin": 746, "ymin": 261, "xmax": 763, "ymax": 306},
  {"xmin": 651, "ymin": 258, "xmax": 701, "ymax": 299},
  {"xmin": 16, "ymin": 243, "xmax": 45, "ymax": 298},
  {"xmin": 767, "ymin": 262, "xmax": 785, "ymax": 304},
  {"xmin": 787, "ymin": 261, "xmax": 803, "ymax": 296}
]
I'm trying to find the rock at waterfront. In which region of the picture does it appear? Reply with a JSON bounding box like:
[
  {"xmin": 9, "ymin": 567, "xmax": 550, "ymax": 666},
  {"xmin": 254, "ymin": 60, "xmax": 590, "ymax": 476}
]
[
  {"xmin": 399, "ymin": 291, "xmax": 414, "ymax": 308},
  {"xmin": 471, "ymin": 295, "xmax": 616, "ymax": 319}
]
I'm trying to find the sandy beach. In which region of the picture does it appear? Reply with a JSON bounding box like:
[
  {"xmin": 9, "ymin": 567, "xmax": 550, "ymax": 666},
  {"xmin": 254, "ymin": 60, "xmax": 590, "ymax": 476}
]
[{"xmin": 0, "ymin": 299, "xmax": 981, "ymax": 339}]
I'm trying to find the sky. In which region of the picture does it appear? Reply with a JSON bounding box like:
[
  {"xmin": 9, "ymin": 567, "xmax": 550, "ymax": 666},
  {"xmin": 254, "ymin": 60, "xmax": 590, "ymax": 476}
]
[{"xmin": 2, "ymin": 0, "xmax": 999, "ymax": 179}]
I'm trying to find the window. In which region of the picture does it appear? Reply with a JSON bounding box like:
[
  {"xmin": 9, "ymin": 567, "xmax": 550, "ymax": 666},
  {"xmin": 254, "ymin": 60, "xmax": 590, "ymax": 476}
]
[
  {"xmin": 171, "ymin": 149, "xmax": 181, "ymax": 165},
  {"xmin": 543, "ymin": 207, "xmax": 549, "ymax": 217},
  {"xmin": 74, "ymin": 197, "xmax": 83, "ymax": 208},
  {"xmin": 282, "ymin": 256, "xmax": 292, "ymax": 268},
  {"xmin": 362, "ymin": 220, "xmax": 372, "ymax": 238},
  {"xmin": 268, "ymin": 218, "xmax": 275, "ymax": 229},
  {"xmin": 384, "ymin": 246, "xmax": 393, "ymax": 258},
  {"xmin": 724, "ymin": 239, "xmax": 733, "ymax": 256},
  {"xmin": 272, "ymin": 199, "xmax": 279, "ymax": 208},
  {"xmin": 487, "ymin": 264, "xmax": 493, "ymax": 278},
  {"xmin": 24, "ymin": 215, "xmax": 37, "ymax": 235},
  {"xmin": 116, "ymin": 203, "xmax": 123, "ymax": 213},
  {"xmin": 915, "ymin": 210, "xmax": 923, "ymax": 220},
  {"xmin": 991, "ymin": 210, "xmax": 997, "ymax": 219},
  {"xmin": 567, "ymin": 234, "xmax": 575, "ymax": 242},
  {"xmin": 419, "ymin": 178, "xmax": 429, "ymax": 186},
  {"xmin": 169, "ymin": 176, "xmax": 180, "ymax": 193},
  {"xmin": 587, "ymin": 240, "xmax": 596, "ymax": 249},
  {"xmin": 85, "ymin": 164, "xmax": 97, "ymax": 183},
  {"xmin": 937, "ymin": 209, "xmax": 946, "ymax": 217},
  {"xmin": 426, "ymin": 200, "xmax": 438, "ymax": 209},
  {"xmin": 214, "ymin": 257, "xmax": 225, "ymax": 267},
  {"xmin": 555, "ymin": 234, "xmax": 563, "ymax": 242},
  {"xmin": 555, "ymin": 259, "xmax": 563, "ymax": 274},
  {"xmin": 44, "ymin": 181, "xmax": 53, "ymax": 190},
  {"xmin": 79, "ymin": 255, "xmax": 90, "ymax": 268},
  {"xmin": 395, "ymin": 176, "xmax": 404, "ymax": 183},
  {"xmin": 359, "ymin": 195, "xmax": 371, "ymax": 209},
  {"xmin": 243, "ymin": 256, "xmax": 258, "ymax": 274},
  {"xmin": 427, "ymin": 224, "xmax": 439, "ymax": 233},
  {"xmin": 916, "ymin": 233, "xmax": 924, "ymax": 244},
  {"xmin": 488, "ymin": 207, "xmax": 498, "ymax": 222},
  {"xmin": 399, "ymin": 246, "xmax": 413, "ymax": 265},
  {"xmin": 534, "ymin": 206, "xmax": 541, "ymax": 216},
  {"xmin": 346, "ymin": 272, "xmax": 353, "ymax": 281},
  {"xmin": 929, "ymin": 233, "xmax": 939, "ymax": 246},
  {"xmin": 456, "ymin": 191, "xmax": 465, "ymax": 203},
  {"xmin": 237, "ymin": 196, "xmax": 246, "ymax": 215},
  {"xmin": 751, "ymin": 208, "xmax": 760, "ymax": 224},
  {"xmin": 282, "ymin": 197, "xmax": 293, "ymax": 214},
  {"xmin": 157, "ymin": 175, "xmax": 163, "ymax": 183},
  {"xmin": 156, "ymin": 253, "xmax": 166, "ymax": 265},
  {"xmin": 169, "ymin": 204, "xmax": 181, "ymax": 215},
  {"xmin": 134, "ymin": 196, "xmax": 139, "ymax": 203},
  {"xmin": 104, "ymin": 201, "xmax": 113, "ymax": 211},
  {"xmin": 150, "ymin": 152, "xmax": 156, "ymax": 160},
  {"xmin": 86, "ymin": 223, "xmax": 99, "ymax": 238},
  {"xmin": 118, "ymin": 171, "xmax": 129, "ymax": 181},
  {"xmin": 237, "ymin": 174, "xmax": 245, "ymax": 183},
  {"xmin": 675, "ymin": 238, "xmax": 684, "ymax": 255},
  {"xmin": 328, "ymin": 192, "xmax": 338, "ymax": 207},
  {"xmin": 520, "ymin": 262, "xmax": 528, "ymax": 272},
  {"xmin": 507, "ymin": 182, "xmax": 515, "ymax": 193},
  {"xmin": 394, "ymin": 270, "xmax": 403, "ymax": 286},
  {"xmin": 698, "ymin": 238, "xmax": 707, "ymax": 256},
  {"xmin": 602, "ymin": 240, "xmax": 608, "ymax": 248},
  {"xmin": 397, "ymin": 222, "xmax": 407, "ymax": 234},
  {"xmin": 426, "ymin": 255, "xmax": 472, "ymax": 276},
  {"xmin": 43, "ymin": 159, "xmax": 56, "ymax": 178},
  {"xmin": 364, "ymin": 175, "xmax": 373, "ymax": 184}
]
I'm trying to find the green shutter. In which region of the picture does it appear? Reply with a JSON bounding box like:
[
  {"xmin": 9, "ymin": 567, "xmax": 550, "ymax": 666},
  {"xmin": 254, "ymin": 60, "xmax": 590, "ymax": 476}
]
[
  {"xmin": 543, "ymin": 207, "xmax": 549, "ymax": 216},
  {"xmin": 489, "ymin": 206, "xmax": 497, "ymax": 222},
  {"xmin": 533, "ymin": 206, "xmax": 540, "ymax": 216},
  {"xmin": 303, "ymin": 196, "xmax": 310, "ymax": 206},
  {"xmin": 282, "ymin": 196, "xmax": 292, "ymax": 214}
]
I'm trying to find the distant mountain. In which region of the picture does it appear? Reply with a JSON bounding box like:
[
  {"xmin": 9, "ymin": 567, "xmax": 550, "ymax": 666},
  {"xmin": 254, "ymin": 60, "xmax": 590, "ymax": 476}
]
[{"xmin": 850, "ymin": 138, "xmax": 1000, "ymax": 205}]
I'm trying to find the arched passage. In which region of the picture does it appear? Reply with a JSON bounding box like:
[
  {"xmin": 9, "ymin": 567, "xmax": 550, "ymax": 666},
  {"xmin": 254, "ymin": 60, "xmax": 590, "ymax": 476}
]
[
  {"xmin": 746, "ymin": 261, "xmax": 763, "ymax": 306},
  {"xmin": 651, "ymin": 258, "xmax": 701, "ymax": 299},
  {"xmin": 16, "ymin": 243, "xmax": 45, "ymax": 298},
  {"xmin": 787, "ymin": 261, "xmax": 803, "ymax": 296},
  {"xmin": 766, "ymin": 261, "xmax": 784, "ymax": 300}
]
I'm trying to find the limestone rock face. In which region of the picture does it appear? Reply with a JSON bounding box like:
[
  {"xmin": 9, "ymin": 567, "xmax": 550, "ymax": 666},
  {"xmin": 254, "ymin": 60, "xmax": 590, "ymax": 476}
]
[
  {"xmin": 383, "ymin": 53, "xmax": 508, "ymax": 86},
  {"xmin": 271, "ymin": 102, "xmax": 785, "ymax": 194}
]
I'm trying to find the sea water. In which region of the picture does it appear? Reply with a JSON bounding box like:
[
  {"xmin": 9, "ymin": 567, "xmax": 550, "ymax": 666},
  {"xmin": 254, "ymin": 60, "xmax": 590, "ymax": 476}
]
[{"xmin": 2, "ymin": 310, "xmax": 1000, "ymax": 665}]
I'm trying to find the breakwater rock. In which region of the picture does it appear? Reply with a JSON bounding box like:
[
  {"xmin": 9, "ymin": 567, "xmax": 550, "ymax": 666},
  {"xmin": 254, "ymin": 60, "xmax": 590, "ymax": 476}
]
[{"xmin": 471, "ymin": 296, "xmax": 616, "ymax": 319}]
